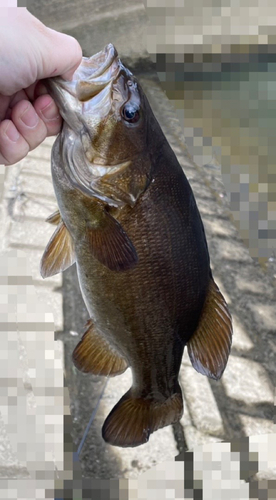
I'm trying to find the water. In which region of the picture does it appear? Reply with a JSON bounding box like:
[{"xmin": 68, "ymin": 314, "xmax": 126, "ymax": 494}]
[{"xmin": 158, "ymin": 60, "xmax": 276, "ymax": 262}]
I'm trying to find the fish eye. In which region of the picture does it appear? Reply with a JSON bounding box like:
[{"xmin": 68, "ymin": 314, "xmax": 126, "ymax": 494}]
[{"xmin": 121, "ymin": 105, "xmax": 140, "ymax": 124}]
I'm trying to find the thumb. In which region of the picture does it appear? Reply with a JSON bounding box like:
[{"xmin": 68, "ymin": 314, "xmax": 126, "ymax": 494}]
[
  {"xmin": 38, "ymin": 26, "xmax": 83, "ymax": 81},
  {"xmin": 0, "ymin": 8, "xmax": 83, "ymax": 96}
]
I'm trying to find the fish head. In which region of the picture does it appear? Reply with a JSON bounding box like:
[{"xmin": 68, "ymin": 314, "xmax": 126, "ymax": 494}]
[{"xmin": 45, "ymin": 44, "xmax": 151, "ymax": 176}]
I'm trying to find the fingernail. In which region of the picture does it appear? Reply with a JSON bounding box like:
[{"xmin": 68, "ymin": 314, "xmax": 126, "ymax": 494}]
[
  {"xmin": 4, "ymin": 122, "xmax": 20, "ymax": 142},
  {"xmin": 20, "ymin": 104, "xmax": 39, "ymax": 128},
  {"xmin": 40, "ymin": 101, "xmax": 60, "ymax": 121}
]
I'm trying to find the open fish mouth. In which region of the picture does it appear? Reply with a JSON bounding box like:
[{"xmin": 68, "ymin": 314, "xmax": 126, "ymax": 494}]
[
  {"xmin": 47, "ymin": 43, "xmax": 124, "ymax": 108},
  {"xmin": 76, "ymin": 43, "xmax": 119, "ymax": 84},
  {"xmin": 44, "ymin": 42, "xmax": 134, "ymax": 138},
  {"xmin": 45, "ymin": 44, "xmax": 133, "ymax": 204}
]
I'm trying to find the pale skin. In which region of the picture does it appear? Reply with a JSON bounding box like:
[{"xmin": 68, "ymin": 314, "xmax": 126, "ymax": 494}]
[{"xmin": 0, "ymin": 8, "xmax": 82, "ymax": 165}]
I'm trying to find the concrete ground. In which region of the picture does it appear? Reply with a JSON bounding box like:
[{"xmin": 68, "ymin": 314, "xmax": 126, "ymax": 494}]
[{"xmin": 0, "ymin": 0, "xmax": 275, "ymax": 498}]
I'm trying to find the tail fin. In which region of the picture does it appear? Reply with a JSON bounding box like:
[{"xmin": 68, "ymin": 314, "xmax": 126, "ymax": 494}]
[{"xmin": 102, "ymin": 387, "xmax": 183, "ymax": 448}]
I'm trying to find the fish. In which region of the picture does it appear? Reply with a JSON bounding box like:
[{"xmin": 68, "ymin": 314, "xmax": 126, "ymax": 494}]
[{"xmin": 40, "ymin": 43, "xmax": 233, "ymax": 448}]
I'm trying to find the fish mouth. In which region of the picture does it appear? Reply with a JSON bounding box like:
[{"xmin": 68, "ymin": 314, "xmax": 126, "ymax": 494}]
[
  {"xmin": 44, "ymin": 43, "xmax": 132, "ymax": 135},
  {"xmin": 46, "ymin": 44, "xmax": 132, "ymax": 205},
  {"xmin": 46, "ymin": 43, "xmax": 124, "ymax": 108},
  {"xmin": 76, "ymin": 43, "xmax": 119, "ymax": 82},
  {"xmin": 57, "ymin": 43, "xmax": 121, "ymax": 101}
]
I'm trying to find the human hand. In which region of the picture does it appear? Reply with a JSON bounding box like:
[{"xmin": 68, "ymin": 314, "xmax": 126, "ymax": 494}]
[{"xmin": 0, "ymin": 8, "xmax": 82, "ymax": 165}]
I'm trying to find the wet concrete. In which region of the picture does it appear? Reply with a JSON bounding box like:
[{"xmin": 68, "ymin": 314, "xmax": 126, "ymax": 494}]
[{"xmin": 59, "ymin": 265, "xmax": 125, "ymax": 479}]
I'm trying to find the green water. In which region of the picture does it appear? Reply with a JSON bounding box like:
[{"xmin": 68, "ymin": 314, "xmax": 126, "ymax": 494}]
[{"xmin": 160, "ymin": 64, "xmax": 276, "ymax": 261}]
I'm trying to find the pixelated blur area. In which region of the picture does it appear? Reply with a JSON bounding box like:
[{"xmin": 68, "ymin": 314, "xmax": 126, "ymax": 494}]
[
  {"xmin": 145, "ymin": 0, "xmax": 276, "ymax": 264},
  {"xmin": 0, "ymin": 0, "xmax": 275, "ymax": 498}
]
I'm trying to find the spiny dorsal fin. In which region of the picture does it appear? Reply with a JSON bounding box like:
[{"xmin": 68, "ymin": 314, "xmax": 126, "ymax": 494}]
[
  {"xmin": 72, "ymin": 319, "xmax": 128, "ymax": 376},
  {"xmin": 46, "ymin": 209, "xmax": 62, "ymax": 225},
  {"xmin": 102, "ymin": 386, "xmax": 183, "ymax": 448},
  {"xmin": 187, "ymin": 278, "xmax": 233, "ymax": 380},
  {"xmin": 40, "ymin": 221, "xmax": 75, "ymax": 278},
  {"xmin": 85, "ymin": 210, "xmax": 138, "ymax": 272}
]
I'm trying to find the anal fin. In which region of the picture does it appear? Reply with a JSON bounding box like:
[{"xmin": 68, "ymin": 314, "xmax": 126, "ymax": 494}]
[
  {"xmin": 102, "ymin": 386, "xmax": 183, "ymax": 448},
  {"xmin": 40, "ymin": 220, "xmax": 76, "ymax": 278},
  {"xmin": 187, "ymin": 278, "xmax": 233, "ymax": 380},
  {"xmin": 72, "ymin": 319, "xmax": 128, "ymax": 376}
]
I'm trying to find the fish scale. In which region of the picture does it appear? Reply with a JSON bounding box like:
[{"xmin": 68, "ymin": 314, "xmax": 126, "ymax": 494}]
[{"xmin": 40, "ymin": 43, "xmax": 233, "ymax": 448}]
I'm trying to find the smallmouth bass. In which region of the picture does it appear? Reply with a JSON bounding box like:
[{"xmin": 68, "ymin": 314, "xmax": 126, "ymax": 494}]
[{"xmin": 41, "ymin": 43, "xmax": 232, "ymax": 448}]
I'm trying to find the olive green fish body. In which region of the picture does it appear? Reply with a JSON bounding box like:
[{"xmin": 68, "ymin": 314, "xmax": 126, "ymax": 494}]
[
  {"xmin": 78, "ymin": 146, "xmax": 209, "ymax": 388},
  {"xmin": 41, "ymin": 44, "xmax": 233, "ymax": 448}
]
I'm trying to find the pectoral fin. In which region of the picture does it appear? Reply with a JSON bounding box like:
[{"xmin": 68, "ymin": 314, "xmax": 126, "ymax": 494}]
[
  {"xmin": 91, "ymin": 160, "xmax": 150, "ymax": 207},
  {"xmin": 85, "ymin": 206, "xmax": 138, "ymax": 272},
  {"xmin": 46, "ymin": 209, "xmax": 62, "ymax": 225},
  {"xmin": 187, "ymin": 278, "xmax": 232, "ymax": 380},
  {"xmin": 72, "ymin": 319, "xmax": 128, "ymax": 376},
  {"xmin": 40, "ymin": 221, "xmax": 75, "ymax": 278}
]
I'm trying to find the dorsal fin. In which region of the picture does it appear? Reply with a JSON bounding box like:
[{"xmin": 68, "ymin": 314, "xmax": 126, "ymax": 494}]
[
  {"xmin": 72, "ymin": 319, "xmax": 128, "ymax": 376},
  {"xmin": 40, "ymin": 221, "xmax": 75, "ymax": 278},
  {"xmin": 187, "ymin": 278, "xmax": 232, "ymax": 380}
]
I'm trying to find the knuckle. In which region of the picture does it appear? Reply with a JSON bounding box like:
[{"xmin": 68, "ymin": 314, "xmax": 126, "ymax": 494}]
[
  {"xmin": 0, "ymin": 145, "xmax": 29, "ymax": 165},
  {"xmin": 27, "ymin": 123, "xmax": 47, "ymax": 151},
  {"xmin": 0, "ymin": 126, "xmax": 29, "ymax": 165},
  {"xmin": 45, "ymin": 119, "xmax": 62, "ymax": 137},
  {"xmin": 12, "ymin": 117, "xmax": 47, "ymax": 151}
]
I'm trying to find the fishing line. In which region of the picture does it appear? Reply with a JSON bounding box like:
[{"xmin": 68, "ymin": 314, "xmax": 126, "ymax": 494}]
[{"xmin": 77, "ymin": 377, "xmax": 109, "ymax": 457}]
